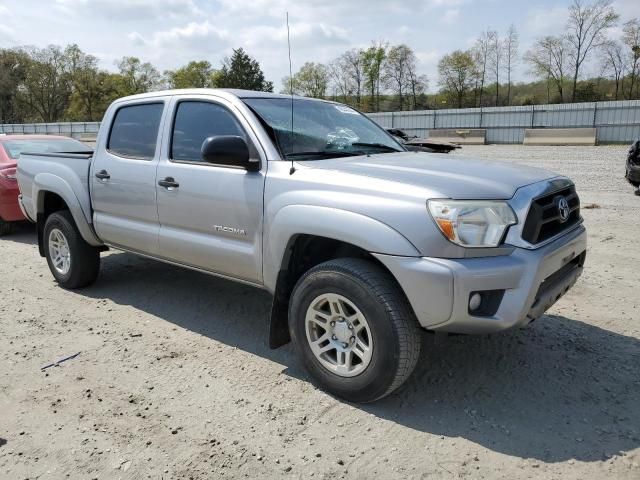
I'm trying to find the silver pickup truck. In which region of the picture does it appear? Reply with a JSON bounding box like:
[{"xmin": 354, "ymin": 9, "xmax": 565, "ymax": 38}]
[{"xmin": 17, "ymin": 89, "xmax": 587, "ymax": 402}]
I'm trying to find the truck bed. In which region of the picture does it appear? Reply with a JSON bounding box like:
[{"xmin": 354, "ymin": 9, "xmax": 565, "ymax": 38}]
[{"xmin": 17, "ymin": 151, "xmax": 94, "ymax": 224}]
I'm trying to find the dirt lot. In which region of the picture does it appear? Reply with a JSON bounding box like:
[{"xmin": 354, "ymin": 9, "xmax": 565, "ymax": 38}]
[{"xmin": 1, "ymin": 145, "xmax": 639, "ymax": 479}]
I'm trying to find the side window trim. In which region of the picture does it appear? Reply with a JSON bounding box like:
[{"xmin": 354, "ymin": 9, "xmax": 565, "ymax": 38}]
[
  {"xmin": 107, "ymin": 101, "xmax": 165, "ymax": 161},
  {"xmin": 169, "ymin": 99, "xmax": 256, "ymax": 168}
]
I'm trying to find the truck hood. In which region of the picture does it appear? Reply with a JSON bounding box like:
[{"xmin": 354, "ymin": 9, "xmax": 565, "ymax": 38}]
[{"xmin": 298, "ymin": 152, "xmax": 558, "ymax": 199}]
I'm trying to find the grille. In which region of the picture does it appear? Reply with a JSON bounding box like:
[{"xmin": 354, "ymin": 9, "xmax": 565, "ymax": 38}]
[{"xmin": 522, "ymin": 185, "xmax": 581, "ymax": 244}]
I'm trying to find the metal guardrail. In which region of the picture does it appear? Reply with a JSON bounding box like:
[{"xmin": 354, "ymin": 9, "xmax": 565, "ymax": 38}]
[
  {"xmin": 2, "ymin": 100, "xmax": 639, "ymax": 144},
  {"xmin": 368, "ymin": 100, "xmax": 640, "ymax": 144},
  {"xmin": 0, "ymin": 122, "xmax": 100, "ymax": 140}
]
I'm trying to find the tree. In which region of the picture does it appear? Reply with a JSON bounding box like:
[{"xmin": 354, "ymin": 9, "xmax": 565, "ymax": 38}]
[
  {"xmin": 20, "ymin": 45, "xmax": 72, "ymax": 122},
  {"xmin": 216, "ymin": 48, "xmax": 273, "ymax": 92},
  {"xmin": 383, "ymin": 44, "xmax": 414, "ymax": 111},
  {"xmin": 488, "ymin": 31, "xmax": 503, "ymax": 105},
  {"xmin": 67, "ymin": 69, "xmax": 120, "ymax": 121},
  {"xmin": 599, "ymin": 41, "xmax": 625, "ymax": 100},
  {"xmin": 116, "ymin": 56, "xmax": 162, "ymax": 96},
  {"xmin": 573, "ymin": 80, "xmax": 600, "ymax": 101},
  {"xmin": 362, "ymin": 42, "xmax": 387, "ymax": 111},
  {"xmin": 472, "ymin": 31, "xmax": 493, "ymax": 107},
  {"xmin": 405, "ymin": 51, "xmax": 428, "ymax": 110},
  {"xmin": 327, "ymin": 57, "xmax": 353, "ymax": 103},
  {"xmin": 284, "ymin": 62, "xmax": 329, "ymax": 98},
  {"xmin": 165, "ymin": 61, "xmax": 216, "ymax": 89},
  {"xmin": 438, "ymin": 50, "xmax": 477, "ymax": 108},
  {"xmin": 525, "ymin": 36, "xmax": 569, "ymax": 103},
  {"xmin": 342, "ymin": 49, "xmax": 365, "ymax": 108},
  {"xmin": 623, "ymin": 18, "xmax": 640, "ymax": 99},
  {"xmin": 0, "ymin": 49, "xmax": 29, "ymax": 123},
  {"xmin": 504, "ymin": 25, "xmax": 519, "ymax": 105},
  {"xmin": 566, "ymin": 0, "xmax": 619, "ymax": 102},
  {"xmin": 64, "ymin": 44, "xmax": 113, "ymax": 121}
]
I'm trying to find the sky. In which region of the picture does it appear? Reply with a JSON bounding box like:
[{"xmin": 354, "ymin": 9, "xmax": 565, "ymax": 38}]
[{"xmin": 0, "ymin": 0, "xmax": 638, "ymax": 92}]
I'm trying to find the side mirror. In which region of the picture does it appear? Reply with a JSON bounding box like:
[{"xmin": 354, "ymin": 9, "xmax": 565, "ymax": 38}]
[{"xmin": 201, "ymin": 136, "xmax": 258, "ymax": 171}]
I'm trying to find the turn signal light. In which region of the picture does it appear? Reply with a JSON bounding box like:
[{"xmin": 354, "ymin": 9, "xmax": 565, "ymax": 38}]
[{"xmin": 435, "ymin": 218, "xmax": 455, "ymax": 241}]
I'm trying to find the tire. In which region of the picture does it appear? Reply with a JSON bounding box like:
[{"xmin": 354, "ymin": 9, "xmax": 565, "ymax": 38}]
[
  {"xmin": 0, "ymin": 219, "xmax": 12, "ymax": 236},
  {"xmin": 43, "ymin": 210, "xmax": 100, "ymax": 289},
  {"xmin": 289, "ymin": 258, "xmax": 421, "ymax": 403}
]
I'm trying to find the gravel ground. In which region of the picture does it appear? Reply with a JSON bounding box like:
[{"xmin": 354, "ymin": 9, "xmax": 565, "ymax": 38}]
[{"xmin": 1, "ymin": 145, "xmax": 639, "ymax": 479}]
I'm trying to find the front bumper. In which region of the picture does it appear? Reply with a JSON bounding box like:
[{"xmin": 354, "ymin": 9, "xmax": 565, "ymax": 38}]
[{"xmin": 374, "ymin": 225, "xmax": 587, "ymax": 334}]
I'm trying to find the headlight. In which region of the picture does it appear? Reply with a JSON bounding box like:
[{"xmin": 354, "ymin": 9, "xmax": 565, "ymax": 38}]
[{"xmin": 428, "ymin": 200, "xmax": 517, "ymax": 247}]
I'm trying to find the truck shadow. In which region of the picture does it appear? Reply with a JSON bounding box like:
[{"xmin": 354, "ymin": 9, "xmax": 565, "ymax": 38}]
[
  {"xmin": 84, "ymin": 252, "xmax": 639, "ymax": 464},
  {"xmin": 368, "ymin": 317, "xmax": 640, "ymax": 464}
]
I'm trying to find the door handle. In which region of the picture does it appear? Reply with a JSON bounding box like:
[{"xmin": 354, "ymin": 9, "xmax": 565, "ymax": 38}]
[
  {"xmin": 95, "ymin": 170, "xmax": 110, "ymax": 180},
  {"xmin": 158, "ymin": 177, "xmax": 180, "ymax": 189}
]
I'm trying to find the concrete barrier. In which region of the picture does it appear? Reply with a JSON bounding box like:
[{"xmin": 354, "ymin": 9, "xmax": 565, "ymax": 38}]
[
  {"xmin": 523, "ymin": 128, "xmax": 596, "ymax": 146},
  {"xmin": 79, "ymin": 133, "xmax": 97, "ymax": 142},
  {"xmin": 428, "ymin": 129, "xmax": 486, "ymax": 145}
]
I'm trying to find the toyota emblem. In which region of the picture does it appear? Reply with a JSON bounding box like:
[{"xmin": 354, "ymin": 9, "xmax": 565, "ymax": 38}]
[{"xmin": 557, "ymin": 197, "xmax": 570, "ymax": 223}]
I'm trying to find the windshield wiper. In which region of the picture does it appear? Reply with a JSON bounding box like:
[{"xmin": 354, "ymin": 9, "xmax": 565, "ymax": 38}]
[
  {"xmin": 284, "ymin": 150, "xmax": 363, "ymax": 159},
  {"xmin": 350, "ymin": 142, "xmax": 403, "ymax": 152}
]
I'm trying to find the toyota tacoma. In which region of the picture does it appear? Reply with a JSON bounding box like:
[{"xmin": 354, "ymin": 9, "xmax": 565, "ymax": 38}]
[{"xmin": 17, "ymin": 89, "xmax": 586, "ymax": 402}]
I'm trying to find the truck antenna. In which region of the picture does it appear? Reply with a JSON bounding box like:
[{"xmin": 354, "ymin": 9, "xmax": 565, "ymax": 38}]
[{"xmin": 287, "ymin": 12, "xmax": 295, "ymax": 175}]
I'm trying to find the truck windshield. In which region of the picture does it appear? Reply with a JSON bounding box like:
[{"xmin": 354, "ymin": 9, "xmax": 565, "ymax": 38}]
[{"xmin": 242, "ymin": 98, "xmax": 404, "ymax": 159}]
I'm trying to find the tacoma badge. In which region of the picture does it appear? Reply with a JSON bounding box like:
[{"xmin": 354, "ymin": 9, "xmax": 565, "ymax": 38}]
[{"xmin": 214, "ymin": 225, "xmax": 247, "ymax": 236}]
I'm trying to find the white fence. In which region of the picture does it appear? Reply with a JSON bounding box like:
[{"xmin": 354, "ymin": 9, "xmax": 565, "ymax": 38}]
[
  {"xmin": 367, "ymin": 100, "xmax": 640, "ymax": 144},
  {"xmin": 0, "ymin": 122, "xmax": 100, "ymax": 139}
]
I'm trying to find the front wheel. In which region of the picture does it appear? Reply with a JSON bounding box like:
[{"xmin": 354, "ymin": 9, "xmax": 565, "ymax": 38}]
[
  {"xmin": 289, "ymin": 258, "xmax": 421, "ymax": 403},
  {"xmin": 43, "ymin": 211, "xmax": 100, "ymax": 289}
]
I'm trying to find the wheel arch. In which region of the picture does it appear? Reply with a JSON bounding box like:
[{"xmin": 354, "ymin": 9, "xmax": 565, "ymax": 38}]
[
  {"xmin": 264, "ymin": 205, "xmax": 419, "ymax": 292},
  {"xmin": 265, "ymin": 206, "xmax": 420, "ymax": 349},
  {"xmin": 33, "ymin": 174, "xmax": 102, "ymax": 256}
]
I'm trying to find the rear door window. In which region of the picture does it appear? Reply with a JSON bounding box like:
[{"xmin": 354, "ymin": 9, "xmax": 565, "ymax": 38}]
[{"xmin": 108, "ymin": 103, "xmax": 164, "ymax": 159}]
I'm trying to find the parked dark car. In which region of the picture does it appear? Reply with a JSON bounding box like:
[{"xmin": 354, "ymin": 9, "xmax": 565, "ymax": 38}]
[
  {"xmin": 386, "ymin": 128, "xmax": 461, "ymax": 154},
  {"xmin": 626, "ymin": 140, "xmax": 640, "ymax": 196}
]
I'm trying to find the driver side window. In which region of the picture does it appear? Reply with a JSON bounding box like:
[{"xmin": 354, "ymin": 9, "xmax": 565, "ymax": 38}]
[{"xmin": 171, "ymin": 101, "xmax": 247, "ymax": 163}]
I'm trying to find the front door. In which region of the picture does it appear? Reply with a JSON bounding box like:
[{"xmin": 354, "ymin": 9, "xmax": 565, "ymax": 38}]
[
  {"xmin": 155, "ymin": 97, "xmax": 266, "ymax": 283},
  {"xmin": 91, "ymin": 101, "xmax": 166, "ymax": 255}
]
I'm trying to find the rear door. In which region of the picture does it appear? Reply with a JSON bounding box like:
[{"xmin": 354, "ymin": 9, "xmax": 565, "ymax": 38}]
[
  {"xmin": 91, "ymin": 100, "xmax": 167, "ymax": 255},
  {"xmin": 155, "ymin": 95, "xmax": 266, "ymax": 283}
]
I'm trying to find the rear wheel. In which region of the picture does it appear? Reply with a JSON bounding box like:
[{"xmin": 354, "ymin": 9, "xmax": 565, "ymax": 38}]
[
  {"xmin": 43, "ymin": 211, "xmax": 100, "ymax": 289},
  {"xmin": 289, "ymin": 258, "xmax": 421, "ymax": 403},
  {"xmin": 0, "ymin": 219, "xmax": 12, "ymax": 236}
]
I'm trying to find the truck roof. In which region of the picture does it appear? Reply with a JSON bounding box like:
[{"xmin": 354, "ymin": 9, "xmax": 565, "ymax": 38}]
[{"xmin": 112, "ymin": 88, "xmax": 329, "ymax": 104}]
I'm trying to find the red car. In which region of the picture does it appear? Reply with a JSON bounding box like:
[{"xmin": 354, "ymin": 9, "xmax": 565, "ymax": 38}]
[{"xmin": 0, "ymin": 135, "xmax": 91, "ymax": 235}]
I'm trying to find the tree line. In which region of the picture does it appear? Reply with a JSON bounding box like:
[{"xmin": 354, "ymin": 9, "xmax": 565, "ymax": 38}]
[
  {"xmin": 285, "ymin": 0, "xmax": 638, "ymax": 110},
  {"xmin": 0, "ymin": 46, "xmax": 273, "ymax": 123},
  {"xmin": 281, "ymin": 1, "xmax": 638, "ymax": 110},
  {"xmin": 1, "ymin": 0, "xmax": 638, "ymax": 124},
  {"xmin": 438, "ymin": 0, "xmax": 638, "ymax": 108},
  {"xmin": 282, "ymin": 43, "xmax": 428, "ymax": 112}
]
